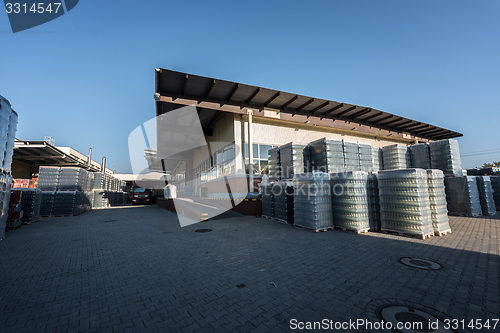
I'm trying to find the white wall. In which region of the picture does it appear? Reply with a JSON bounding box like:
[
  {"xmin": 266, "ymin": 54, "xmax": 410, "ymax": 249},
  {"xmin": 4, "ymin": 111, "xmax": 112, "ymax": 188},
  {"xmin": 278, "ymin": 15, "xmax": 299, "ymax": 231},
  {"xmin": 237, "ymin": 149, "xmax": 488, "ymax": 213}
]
[{"xmin": 243, "ymin": 116, "xmax": 404, "ymax": 148}]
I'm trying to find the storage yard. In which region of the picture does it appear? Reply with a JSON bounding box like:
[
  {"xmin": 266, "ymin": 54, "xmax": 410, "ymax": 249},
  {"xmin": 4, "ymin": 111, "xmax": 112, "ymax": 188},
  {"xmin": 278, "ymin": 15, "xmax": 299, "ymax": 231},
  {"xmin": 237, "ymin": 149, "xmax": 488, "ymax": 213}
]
[{"xmin": 2, "ymin": 66, "xmax": 500, "ymax": 331}]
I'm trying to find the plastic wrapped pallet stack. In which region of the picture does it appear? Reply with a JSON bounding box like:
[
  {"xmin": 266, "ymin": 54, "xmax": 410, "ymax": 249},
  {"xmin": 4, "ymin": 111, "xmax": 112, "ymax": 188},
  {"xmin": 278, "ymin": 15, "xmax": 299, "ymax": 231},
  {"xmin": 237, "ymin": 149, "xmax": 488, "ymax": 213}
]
[
  {"xmin": 293, "ymin": 172, "xmax": 333, "ymax": 231},
  {"xmin": 378, "ymin": 169, "xmax": 434, "ymax": 238},
  {"xmin": 279, "ymin": 143, "xmax": 305, "ymax": 180},
  {"xmin": 410, "ymin": 144, "xmax": 431, "ymax": 169},
  {"xmin": 368, "ymin": 173, "xmax": 380, "ymax": 231},
  {"xmin": 382, "ymin": 144, "xmax": 410, "ymax": 170},
  {"xmin": 261, "ymin": 183, "xmax": 274, "ymax": 218},
  {"xmin": 40, "ymin": 191, "xmax": 56, "ymax": 216},
  {"xmin": 330, "ymin": 171, "xmax": 370, "ymax": 232},
  {"xmin": 489, "ymin": 176, "xmax": 500, "ymax": 211},
  {"xmin": 273, "ymin": 181, "xmax": 294, "ymax": 223},
  {"xmin": 444, "ymin": 176, "xmax": 482, "ymax": 217},
  {"xmin": 19, "ymin": 188, "xmax": 42, "ymax": 224},
  {"xmin": 343, "ymin": 141, "xmax": 360, "ymax": 172},
  {"xmin": 37, "ymin": 166, "xmax": 61, "ymax": 190},
  {"xmin": 0, "ymin": 174, "xmax": 13, "ymax": 238},
  {"xmin": 268, "ymin": 147, "xmax": 280, "ymax": 181},
  {"xmin": 476, "ymin": 176, "xmax": 496, "ymax": 216},
  {"xmin": 358, "ymin": 144, "xmax": 373, "ymax": 172},
  {"xmin": 426, "ymin": 170, "xmax": 451, "ymax": 235},
  {"xmin": 429, "ymin": 139, "xmax": 462, "ymax": 176},
  {"xmin": 308, "ymin": 138, "xmax": 344, "ymax": 173},
  {"xmin": 372, "ymin": 147, "xmax": 384, "ymax": 172}
]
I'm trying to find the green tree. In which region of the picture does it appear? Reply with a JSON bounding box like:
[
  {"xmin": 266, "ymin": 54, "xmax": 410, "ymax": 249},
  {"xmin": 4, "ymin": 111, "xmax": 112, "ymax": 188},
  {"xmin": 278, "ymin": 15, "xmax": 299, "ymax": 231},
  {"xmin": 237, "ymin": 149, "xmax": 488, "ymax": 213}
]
[{"xmin": 482, "ymin": 162, "xmax": 500, "ymax": 168}]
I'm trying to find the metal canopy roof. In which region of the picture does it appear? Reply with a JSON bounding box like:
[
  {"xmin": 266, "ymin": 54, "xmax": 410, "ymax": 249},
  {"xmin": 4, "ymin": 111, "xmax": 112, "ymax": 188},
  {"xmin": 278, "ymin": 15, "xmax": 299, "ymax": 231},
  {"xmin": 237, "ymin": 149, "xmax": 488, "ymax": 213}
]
[
  {"xmin": 155, "ymin": 69, "xmax": 462, "ymax": 140},
  {"xmin": 13, "ymin": 140, "xmax": 112, "ymax": 173}
]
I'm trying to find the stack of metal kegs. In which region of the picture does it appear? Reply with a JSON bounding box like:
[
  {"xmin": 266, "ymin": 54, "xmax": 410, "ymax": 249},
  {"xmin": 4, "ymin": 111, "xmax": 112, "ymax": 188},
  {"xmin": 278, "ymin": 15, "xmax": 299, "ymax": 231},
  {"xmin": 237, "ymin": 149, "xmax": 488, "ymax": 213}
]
[
  {"xmin": 19, "ymin": 188, "xmax": 42, "ymax": 224},
  {"xmin": 489, "ymin": 176, "xmax": 500, "ymax": 211},
  {"xmin": 261, "ymin": 182, "xmax": 274, "ymax": 218},
  {"xmin": 343, "ymin": 141, "xmax": 360, "ymax": 172},
  {"xmin": 426, "ymin": 170, "xmax": 451, "ymax": 234},
  {"xmin": 382, "ymin": 144, "xmax": 411, "ymax": 170},
  {"xmin": 410, "ymin": 144, "xmax": 431, "ymax": 169},
  {"xmin": 429, "ymin": 139, "xmax": 462, "ymax": 176},
  {"xmin": 372, "ymin": 147, "xmax": 383, "ymax": 172},
  {"xmin": 273, "ymin": 181, "xmax": 294, "ymax": 223},
  {"xmin": 268, "ymin": 147, "xmax": 281, "ymax": 181},
  {"xmin": 0, "ymin": 95, "xmax": 17, "ymax": 239},
  {"xmin": 445, "ymin": 176, "xmax": 482, "ymax": 217},
  {"xmin": 293, "ymin": 171, "xmax": 333, "ymax": 231},
  {"xmin": 476, "ymin": 176, "xmax": 496, "ymax": 216},
  {"xmin": 378, "ymin": 169, "xmax": 434, "ymax": 237},
  {"xmin": 279, "ymin": 143, "xmax": 305, "ymax": 180},
  {"xmin": 308, "ymin": 138, "xmax": 344, "ymax": 173},
  {"xmin": 330, "ymin": 171, "xmax": 370, "ymax": 232},
  {"xmin": 367, "ymin": 173, "xmax": 380, "ymax": 231},
  {"xmin": 358, "ymin": 144, "xmax": 373, "ymax": 172}
]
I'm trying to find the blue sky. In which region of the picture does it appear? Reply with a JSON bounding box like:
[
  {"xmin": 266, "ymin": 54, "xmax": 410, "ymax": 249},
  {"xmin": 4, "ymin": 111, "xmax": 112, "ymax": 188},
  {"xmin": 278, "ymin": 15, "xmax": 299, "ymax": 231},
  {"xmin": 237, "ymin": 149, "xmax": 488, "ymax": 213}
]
[{"xmin": 1, "ymin": 0, "xmax": 499, "ymax": 173}]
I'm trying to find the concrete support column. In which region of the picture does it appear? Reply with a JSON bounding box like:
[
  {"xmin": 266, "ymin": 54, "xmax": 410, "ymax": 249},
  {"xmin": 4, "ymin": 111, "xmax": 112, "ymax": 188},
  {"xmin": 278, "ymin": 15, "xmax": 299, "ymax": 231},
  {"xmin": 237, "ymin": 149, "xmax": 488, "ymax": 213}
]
[{"xmin": 247, "ymin": 109, "xmax": 254, "ymax": 192}]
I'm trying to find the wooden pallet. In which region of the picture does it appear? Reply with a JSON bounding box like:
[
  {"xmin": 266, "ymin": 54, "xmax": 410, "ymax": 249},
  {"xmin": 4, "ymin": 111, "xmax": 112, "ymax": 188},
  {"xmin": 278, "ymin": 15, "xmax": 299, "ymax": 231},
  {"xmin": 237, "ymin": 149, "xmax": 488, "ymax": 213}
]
[
  {"xmin": 335, "ymin": 226, "xmax": 370, "ymax": 234},
  {"xmin": 294, "ymin": 224, "xmax": 334, "ymax": 233},
  {"xmin": 434, "ymin": 229, "xmax": 452, "ymax": 237},
  {"xmin": 380, "ymin": 229, "xmax": 434, "ymax": 240},
  {"xmin": 274, "ymin": 218, "xmax": 293, "ymax": 225}
]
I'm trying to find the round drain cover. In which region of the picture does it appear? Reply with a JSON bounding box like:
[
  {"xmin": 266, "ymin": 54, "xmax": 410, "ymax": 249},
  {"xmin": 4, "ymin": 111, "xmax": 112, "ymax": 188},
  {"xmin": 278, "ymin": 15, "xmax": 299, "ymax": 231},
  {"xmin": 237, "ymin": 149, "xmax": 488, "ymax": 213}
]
[
  {"xmin": 195, "ymin": 229, "xmax": 212, "ymax": 233},
  {"xmin": 399, "ymin": 257, "xmax": 442, "ymax": 270},
  {"xmin": 378, "ymin": 305, "xmax": 452, "ymax": 333}
]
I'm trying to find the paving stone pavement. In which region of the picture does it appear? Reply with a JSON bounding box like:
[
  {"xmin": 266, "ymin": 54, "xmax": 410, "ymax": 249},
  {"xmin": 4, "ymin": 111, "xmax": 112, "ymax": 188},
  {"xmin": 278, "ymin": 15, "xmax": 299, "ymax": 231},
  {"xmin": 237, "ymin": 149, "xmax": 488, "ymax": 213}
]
[{"xmin": 0, "ymin": 205, "xmax": 499, "ymax": 332}]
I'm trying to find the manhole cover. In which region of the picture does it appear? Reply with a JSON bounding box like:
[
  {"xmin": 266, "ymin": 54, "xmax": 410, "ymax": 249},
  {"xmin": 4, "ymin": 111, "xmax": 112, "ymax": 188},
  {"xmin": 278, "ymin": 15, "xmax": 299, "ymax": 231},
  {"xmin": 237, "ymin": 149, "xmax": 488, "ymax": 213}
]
[
  {"xmin": 365, "ymin": 300, "xmax": 458, "ymax": 333},
  {"xmin": 399, "ymin": 257, "xmax": 443, "ymax": 270},
  {"xmin": 104, "ymin": 220, "xmax": 118, "ymax": 223},
  {"xmin": 195, "ymin": 229, "xmax": 212, "ymax": 233},
  {"xmin": 377, "ymin": 305, "xmax": 453, "ymax": 332}
]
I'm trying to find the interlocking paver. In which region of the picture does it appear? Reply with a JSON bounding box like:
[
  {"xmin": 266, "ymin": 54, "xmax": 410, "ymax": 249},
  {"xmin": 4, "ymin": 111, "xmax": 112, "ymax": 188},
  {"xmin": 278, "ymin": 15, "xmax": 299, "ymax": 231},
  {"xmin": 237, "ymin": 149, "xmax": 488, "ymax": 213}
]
[{"xmin": 0, "ymin": 205, "xmax": 499, "ymax": 332}]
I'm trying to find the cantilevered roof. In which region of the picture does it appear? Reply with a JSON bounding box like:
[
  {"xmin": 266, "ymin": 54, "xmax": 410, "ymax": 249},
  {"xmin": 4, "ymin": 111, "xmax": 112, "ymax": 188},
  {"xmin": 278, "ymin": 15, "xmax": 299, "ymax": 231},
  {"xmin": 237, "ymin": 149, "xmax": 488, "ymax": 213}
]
[
  {"xmin": 155, "ymin": 69, "xmax": 462, "ymax": 140},
  {"xmin": 14, "ymin": 140, "xmax": 112, "ymax": 173}
]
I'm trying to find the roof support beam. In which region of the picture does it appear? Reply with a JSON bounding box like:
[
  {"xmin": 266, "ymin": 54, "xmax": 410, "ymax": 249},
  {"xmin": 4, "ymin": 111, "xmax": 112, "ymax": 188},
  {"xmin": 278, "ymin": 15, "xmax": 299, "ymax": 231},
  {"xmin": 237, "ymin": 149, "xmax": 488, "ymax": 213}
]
[
  {"xmin": 335, "ymin": 106, "xmax": 357, "ymax": 117},
  {"xmin": 322, "ymin": 104, "xmax": 344, "ymax": 118},
  {"xmin": 264, "ymin": 92, "xmax": 281, "ymax": 107},
  {"xmin": 391, "ymin": 120, "xmax": 413, "ymax": 128},
  {"xmin": 383, "ymin": 117, "xmax": 405, "ymax": 126},
  {"xmin": 418, "ymin": 127, "xmax": 443, "ymax": 135},
  {"xmin": 403, "ymin": 122, "xmax": 425, "ymax": 130},
  {"xmin": 206, "ymin": 79, "xmax": 216, "ymax": 98},
  {"xmin": 281, "ymin": 95, "xmax": 298, "ymax": 110},
  {"xmin": 296, "ymin": 98, "xmax": 314, "ymax": 112},
  {"xmin": 308, "ymin": 101, "xmax": 330, "ymax": 114},
  {"xmin": 374, "ymin": 115, "xmax": 394, "ymax": 123},
  {"xmin": 361, "ymin": 111, "xmax": 384, "ymax": 122},
  {"xmin": 348, "ymin": 108, "xmax": 371, "ymax": 119},
  {"xmin": 182, "ymin": 74, "xmax": 189, "ymax": 95},
  {"xmin": 226, "ymin": 84, "xmax": 239, "ymax": 102},
  {"xmin": 245, "ymin": 88, "xmax": 260, "ymax": 105}
]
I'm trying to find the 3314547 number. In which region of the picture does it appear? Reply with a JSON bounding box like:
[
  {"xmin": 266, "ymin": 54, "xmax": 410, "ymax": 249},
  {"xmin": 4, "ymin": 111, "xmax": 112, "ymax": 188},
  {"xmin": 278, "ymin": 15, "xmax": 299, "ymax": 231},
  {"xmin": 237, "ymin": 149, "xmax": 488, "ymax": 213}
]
[{"xmin": 5, "ymin": 3, "xmax": 62, "ymax": 14}]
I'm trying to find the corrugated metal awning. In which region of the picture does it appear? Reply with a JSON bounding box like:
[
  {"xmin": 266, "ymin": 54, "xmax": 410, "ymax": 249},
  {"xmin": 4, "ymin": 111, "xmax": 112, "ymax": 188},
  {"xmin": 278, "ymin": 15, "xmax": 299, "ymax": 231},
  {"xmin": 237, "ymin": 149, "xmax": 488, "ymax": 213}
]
[{"xmin": 155, "ymin": 68, "xmax": 462, "ymax": 140}]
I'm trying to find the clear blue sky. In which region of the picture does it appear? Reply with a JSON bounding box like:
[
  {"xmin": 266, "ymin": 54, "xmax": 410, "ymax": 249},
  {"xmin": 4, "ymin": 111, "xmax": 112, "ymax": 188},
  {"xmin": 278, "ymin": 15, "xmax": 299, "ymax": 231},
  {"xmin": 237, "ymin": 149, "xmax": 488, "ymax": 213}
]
[{"xmin": 1, "ymin": 0, "xmax": 499, "ymax": 173}]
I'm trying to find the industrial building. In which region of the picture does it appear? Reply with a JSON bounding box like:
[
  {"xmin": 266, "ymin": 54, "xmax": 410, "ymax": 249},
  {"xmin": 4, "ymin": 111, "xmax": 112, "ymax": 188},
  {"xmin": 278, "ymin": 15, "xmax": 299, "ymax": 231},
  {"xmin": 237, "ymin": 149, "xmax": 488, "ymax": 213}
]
[{"xmin": 153, "ymin": 68, "xmax": 462, "ymax": 195}]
